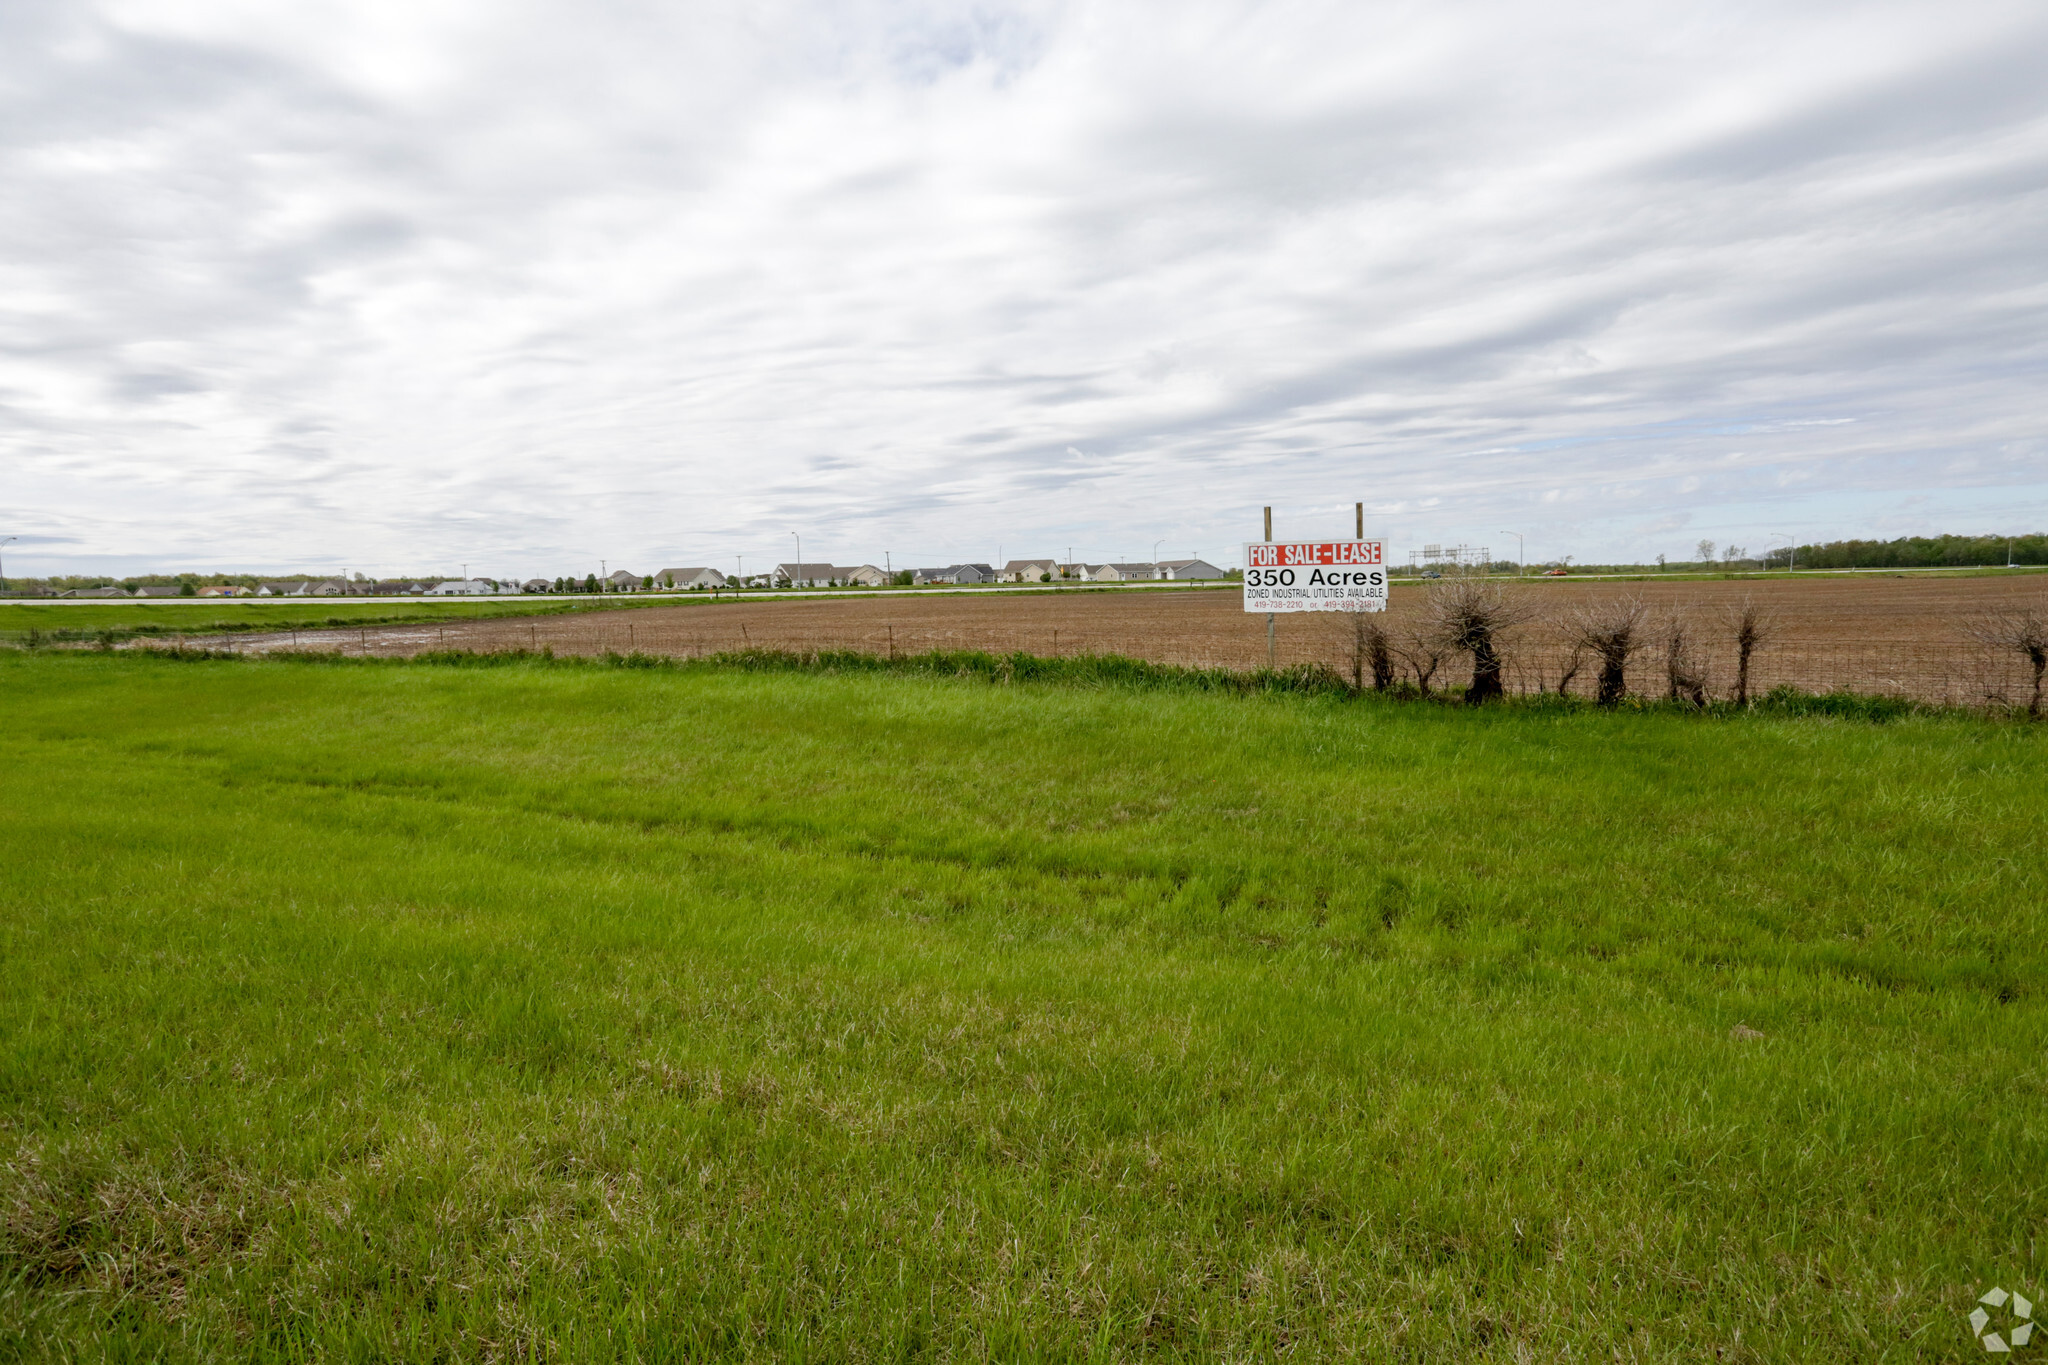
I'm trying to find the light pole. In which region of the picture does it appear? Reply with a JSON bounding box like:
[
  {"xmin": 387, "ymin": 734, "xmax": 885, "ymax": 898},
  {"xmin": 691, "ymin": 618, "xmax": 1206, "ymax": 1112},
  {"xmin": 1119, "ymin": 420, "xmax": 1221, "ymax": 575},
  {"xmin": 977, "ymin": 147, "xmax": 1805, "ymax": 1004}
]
[
  {"xmin": 0, "ymin": 536, "xmax": 16, "ymax": 589},
  {"xmin": 790, "ymin": 532, "xmax": 800, "ymax": 589},
  {"xmin": 1500, "ymin": 531, "xmax": 1524, "ymax": 576}
]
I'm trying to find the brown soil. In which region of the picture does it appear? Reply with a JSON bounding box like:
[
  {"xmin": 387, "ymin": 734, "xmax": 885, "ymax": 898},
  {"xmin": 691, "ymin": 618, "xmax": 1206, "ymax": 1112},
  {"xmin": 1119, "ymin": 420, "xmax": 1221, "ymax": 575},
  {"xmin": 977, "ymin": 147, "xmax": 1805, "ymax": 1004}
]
[{"xmin": 167, "ymin": 575, "xmax": 2048, "ymax": 709}]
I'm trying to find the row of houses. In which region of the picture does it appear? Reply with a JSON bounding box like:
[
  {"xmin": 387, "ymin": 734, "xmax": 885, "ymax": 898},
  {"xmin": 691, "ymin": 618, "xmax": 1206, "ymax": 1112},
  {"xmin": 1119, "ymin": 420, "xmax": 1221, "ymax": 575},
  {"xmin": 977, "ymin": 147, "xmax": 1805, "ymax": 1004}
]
[
  {"xmin": 600, "ymin": 559, "xmax": 1229, "ymax": 590},
  {"xmin": 908, "ymin": 558, "xmax": 1223, "ymax": 584},
  {"xmin": 51, "ymin": 556, "xmax": 1231, "ymax": 599},
  {"xmin": 55, "ymin": 578, "xmax": 518, "ymax": 598}
]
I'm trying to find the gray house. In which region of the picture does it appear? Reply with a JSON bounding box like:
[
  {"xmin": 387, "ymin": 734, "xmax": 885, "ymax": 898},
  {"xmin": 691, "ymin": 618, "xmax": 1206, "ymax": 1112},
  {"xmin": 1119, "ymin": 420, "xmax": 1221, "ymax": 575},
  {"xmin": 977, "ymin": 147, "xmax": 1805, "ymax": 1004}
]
[
  {"xmin": 774, "ymin": 562, "xmax": 841, "ymax": 588},
  {"xmin": 1156, "ymin": 558, "xmax": 1225, "ymax": 580},
  {"xmin": 1092, "ymin": 563, "xmax": 1159, "ymax": 582}
]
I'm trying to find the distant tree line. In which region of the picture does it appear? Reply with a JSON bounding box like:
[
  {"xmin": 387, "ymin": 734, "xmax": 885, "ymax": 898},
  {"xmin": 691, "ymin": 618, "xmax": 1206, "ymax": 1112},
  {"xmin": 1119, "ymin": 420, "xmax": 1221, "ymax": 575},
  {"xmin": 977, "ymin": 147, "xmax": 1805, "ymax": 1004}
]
[{"xmin": 1768, "ymin": 533, "xmax": 2046, "ymax": 570}]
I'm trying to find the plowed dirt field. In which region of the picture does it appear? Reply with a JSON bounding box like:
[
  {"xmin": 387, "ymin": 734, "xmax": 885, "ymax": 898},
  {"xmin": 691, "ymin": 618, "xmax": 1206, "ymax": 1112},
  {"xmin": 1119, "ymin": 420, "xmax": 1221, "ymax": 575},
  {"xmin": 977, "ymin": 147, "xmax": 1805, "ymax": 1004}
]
[{"xmin": 172, "ymin": 574, "xmax": 2047, "ymax": 708}]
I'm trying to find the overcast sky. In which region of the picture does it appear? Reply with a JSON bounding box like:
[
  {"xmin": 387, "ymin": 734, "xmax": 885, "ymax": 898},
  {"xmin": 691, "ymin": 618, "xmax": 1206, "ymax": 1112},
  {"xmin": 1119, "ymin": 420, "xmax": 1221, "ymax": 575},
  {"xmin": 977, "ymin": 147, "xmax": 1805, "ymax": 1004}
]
[{"xmin": 3, "ymin": 0, "xmax": 2045, "ymax": 578}]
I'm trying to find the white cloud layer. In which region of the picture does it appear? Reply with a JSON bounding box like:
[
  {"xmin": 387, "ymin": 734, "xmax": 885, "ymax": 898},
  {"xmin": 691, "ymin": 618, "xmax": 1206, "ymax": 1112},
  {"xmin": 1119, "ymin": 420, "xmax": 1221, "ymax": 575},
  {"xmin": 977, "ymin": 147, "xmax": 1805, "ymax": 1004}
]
[{"xmin": 4, "ymin": 0, "xmax": 2045, "ymax": 576}]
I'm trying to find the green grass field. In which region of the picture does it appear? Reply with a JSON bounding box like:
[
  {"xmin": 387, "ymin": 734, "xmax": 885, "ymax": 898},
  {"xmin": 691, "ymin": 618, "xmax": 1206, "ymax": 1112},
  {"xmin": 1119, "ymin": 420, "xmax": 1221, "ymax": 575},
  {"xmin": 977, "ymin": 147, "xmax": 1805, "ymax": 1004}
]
[
  {"xmin": 0, "ymin": 584, "xmax": 1222, "ymax": 642},
  {"xmin": 0, "ymin": 597, "xmax": 647, "ymax": 641},
  {"xmin": 2, "ymin": 651, "xmax": 2041, "ymax": 1360}
]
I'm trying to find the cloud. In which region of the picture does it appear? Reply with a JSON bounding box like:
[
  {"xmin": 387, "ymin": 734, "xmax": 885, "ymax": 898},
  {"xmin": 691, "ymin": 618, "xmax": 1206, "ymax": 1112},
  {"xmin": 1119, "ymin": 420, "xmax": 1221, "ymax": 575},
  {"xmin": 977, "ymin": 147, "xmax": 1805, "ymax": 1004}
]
[{"xmin": 2, "ymin": 0, "xmax": 2046, "ymax": 575}]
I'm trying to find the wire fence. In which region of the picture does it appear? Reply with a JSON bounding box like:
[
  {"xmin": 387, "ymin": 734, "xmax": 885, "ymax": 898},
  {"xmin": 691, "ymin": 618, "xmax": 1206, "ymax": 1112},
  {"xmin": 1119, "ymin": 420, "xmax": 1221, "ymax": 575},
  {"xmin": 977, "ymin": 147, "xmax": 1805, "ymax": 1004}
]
[{"xmin": 73, "ymin": 607, "xmax": 2044, "ymax": 713}]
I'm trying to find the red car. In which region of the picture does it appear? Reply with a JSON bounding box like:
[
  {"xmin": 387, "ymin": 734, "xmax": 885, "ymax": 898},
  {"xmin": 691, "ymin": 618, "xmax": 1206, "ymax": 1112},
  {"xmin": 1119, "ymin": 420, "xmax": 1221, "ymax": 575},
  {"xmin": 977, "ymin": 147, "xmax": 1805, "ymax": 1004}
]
[{"xmin": 1543, "ymin": 567, "xmax": 1570, "ymax": 576}]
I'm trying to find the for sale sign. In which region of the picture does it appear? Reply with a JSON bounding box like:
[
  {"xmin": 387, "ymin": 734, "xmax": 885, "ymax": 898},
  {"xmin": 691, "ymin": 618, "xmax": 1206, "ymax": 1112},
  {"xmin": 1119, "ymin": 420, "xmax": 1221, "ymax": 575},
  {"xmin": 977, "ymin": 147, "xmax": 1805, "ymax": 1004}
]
[{"xmin": 1242, "ymin": 541, "xmax": 1386, "ymax": 613}]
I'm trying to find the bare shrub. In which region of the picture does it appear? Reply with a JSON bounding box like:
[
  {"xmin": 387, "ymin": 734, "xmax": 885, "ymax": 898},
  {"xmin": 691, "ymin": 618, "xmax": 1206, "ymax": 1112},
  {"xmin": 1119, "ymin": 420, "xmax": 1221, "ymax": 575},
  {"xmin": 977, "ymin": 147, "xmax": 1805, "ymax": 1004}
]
[
  {"xmin": 1663, "ymin": 611, "xmax": 1709, "ymax": 708},
  {"xmin": 1351, "ymin": 615, "xmax": 1397, "ymax": 691},
  {"xmin": 1721, "ymin": 596, "xmax": 1774, "ymax": 707},
  {"xmin": 1553, "ymin": 641, "xmax": 1587, "ymax": 697},
  {"xmin": 1567, "ymin": 597, "xmax": 1648, "ymax": 705},
  {"xmin": 1969, "ymin": 600, "xmax": 2048, "ymax": 717},
  {"xmin": 1400, "ymin": 630, "xmax": 1451, "ymax": 696},
  {"xmin": 1421, "ymin": 579, "xmax": 1534, "ymax": 704}
]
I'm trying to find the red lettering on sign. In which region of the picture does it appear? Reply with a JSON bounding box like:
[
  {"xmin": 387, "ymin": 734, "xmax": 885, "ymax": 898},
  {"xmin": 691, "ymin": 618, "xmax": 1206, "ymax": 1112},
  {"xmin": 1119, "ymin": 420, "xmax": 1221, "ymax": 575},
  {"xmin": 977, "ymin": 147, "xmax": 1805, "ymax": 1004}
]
[{"xmin": 1247, "ymin": 541, "xmax": 1382, "ymax": 567}]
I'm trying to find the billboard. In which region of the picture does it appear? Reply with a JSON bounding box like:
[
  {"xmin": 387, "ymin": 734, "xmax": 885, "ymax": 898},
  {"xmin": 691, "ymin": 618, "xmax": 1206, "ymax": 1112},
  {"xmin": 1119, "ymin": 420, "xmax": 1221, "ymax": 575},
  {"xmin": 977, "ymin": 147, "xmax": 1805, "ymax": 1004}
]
[{"xmin": 1242, "ymin": 541, "xmax": 1386, "ymax": 613}]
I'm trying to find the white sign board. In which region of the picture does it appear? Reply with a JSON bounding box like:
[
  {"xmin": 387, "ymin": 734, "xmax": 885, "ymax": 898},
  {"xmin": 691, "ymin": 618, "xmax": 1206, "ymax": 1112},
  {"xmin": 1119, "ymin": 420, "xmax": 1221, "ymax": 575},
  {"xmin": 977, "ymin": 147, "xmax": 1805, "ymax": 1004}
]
[{"xmin": 1243, "ymin": 541, "xmax": 1387, "ymax": 613}]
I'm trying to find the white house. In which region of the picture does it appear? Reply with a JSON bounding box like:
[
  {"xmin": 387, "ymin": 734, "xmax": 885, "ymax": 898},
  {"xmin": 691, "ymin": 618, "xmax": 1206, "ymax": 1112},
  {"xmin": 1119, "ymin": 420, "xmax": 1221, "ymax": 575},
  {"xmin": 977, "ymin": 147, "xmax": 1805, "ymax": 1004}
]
[
  {"xmin": 840, "ymin": 565, "xmax": 890, "ymax": 587},
  {"xmin": 655, "ymin": 567, "xmax": 729, "ymax": 590},
  {"xmin": 426, "ymin": 579, "xmax": 495, "ymax": 596},
  {"xmin": 774, "ymin": 562, "xmax": 840, "ymax": 588},
  {"xmin": 1000, "ymin": 559, "xmax": 1059, "ymax": 583}
]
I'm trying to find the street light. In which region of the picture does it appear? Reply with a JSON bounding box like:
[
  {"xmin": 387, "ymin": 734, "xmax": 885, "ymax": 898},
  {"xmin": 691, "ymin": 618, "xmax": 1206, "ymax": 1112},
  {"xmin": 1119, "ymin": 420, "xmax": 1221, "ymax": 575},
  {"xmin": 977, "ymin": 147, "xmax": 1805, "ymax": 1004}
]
[
  {"xmin": 1152, "ymin": 539, "xmax": 1164, "ymax": 580},
  {"xmin": 1499, "ymin": 531, "xmax": 1524, "ymax": 576},
  {"xmin": 790, "ymin": 532, "xmax": 800, "ymax": 589},
  {"xmin": 0, "ymin": 536, "xmax": 16, "ymax": 589}
]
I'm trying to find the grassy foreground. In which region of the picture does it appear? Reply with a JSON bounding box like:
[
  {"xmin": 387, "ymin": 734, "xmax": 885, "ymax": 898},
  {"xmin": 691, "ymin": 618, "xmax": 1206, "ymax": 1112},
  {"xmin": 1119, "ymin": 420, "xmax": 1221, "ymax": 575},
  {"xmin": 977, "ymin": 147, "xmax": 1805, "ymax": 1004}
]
[
  {"xmin": 0, "ymin": 652, "xmax": 2042, "ymax": 1361},
  {"xmin": 0, "ymin": 598, "xmax": 620, "ymax": 641}
]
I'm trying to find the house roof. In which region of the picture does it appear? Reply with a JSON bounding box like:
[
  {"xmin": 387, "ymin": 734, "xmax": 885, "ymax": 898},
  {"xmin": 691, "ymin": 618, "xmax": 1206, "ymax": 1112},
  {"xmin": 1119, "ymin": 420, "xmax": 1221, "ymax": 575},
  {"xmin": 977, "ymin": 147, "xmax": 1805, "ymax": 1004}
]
[
  {"xmin": 775, "ymin": 562, "xmax": 839, "ymax": 577},
  {"xmin": 1104, "ymin": 563, "xmax": 1158, "ymax": 573},
  {"xmin": 606, "ymin": 569, "xmax": 640, "ymax": 583},
  {"xmin": 656, "ymin": 567, "xmax": 721, "ymax": 580}
]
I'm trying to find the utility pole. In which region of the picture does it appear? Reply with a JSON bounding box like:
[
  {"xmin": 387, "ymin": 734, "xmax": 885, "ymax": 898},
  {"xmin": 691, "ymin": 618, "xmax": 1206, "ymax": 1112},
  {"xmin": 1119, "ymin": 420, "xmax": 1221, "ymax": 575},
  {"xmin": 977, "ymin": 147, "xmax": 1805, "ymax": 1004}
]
[
  {"xmin": 1500, "ymin": 531, "xmax": 1524, "ymax": 575},
  {"xmin": 790, "ymin": 532, "xmax": 800, "ymax": 589},
  {"xmin": 1264, "ymin": 506, "xmax": 1275, "ymax": 669},
  {"xmin": 1, "ymin": 535, "xmax": 17, "ymax": 588}
]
